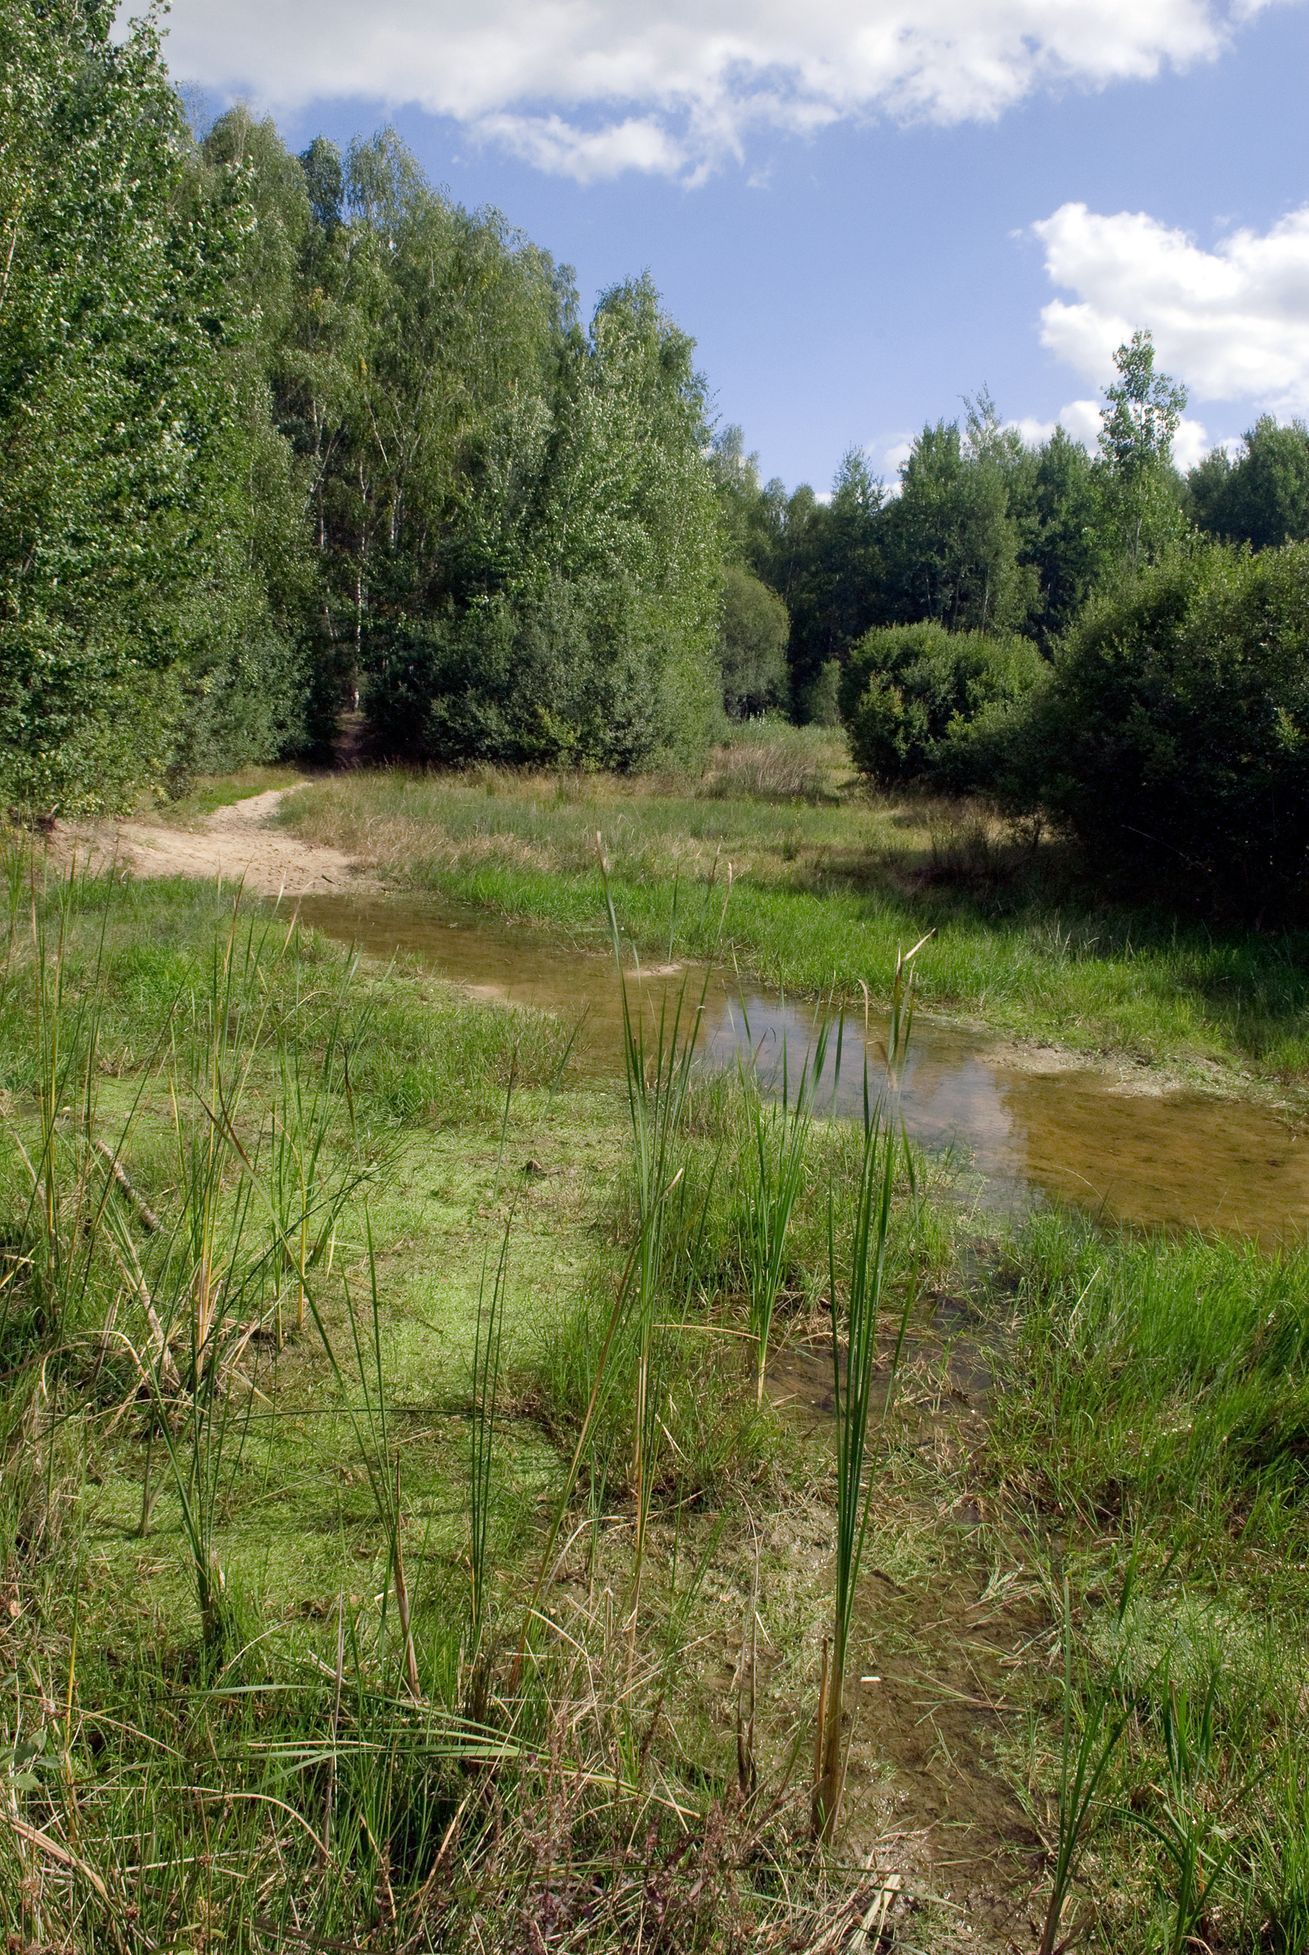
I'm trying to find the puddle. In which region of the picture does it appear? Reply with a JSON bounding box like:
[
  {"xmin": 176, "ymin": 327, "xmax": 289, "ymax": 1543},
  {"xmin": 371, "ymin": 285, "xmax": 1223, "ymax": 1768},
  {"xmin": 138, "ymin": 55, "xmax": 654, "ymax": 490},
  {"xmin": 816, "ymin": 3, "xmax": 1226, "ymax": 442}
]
[{"xmin": 298, "ymin": 890, "xmax": 1309, "ymax": 1245}]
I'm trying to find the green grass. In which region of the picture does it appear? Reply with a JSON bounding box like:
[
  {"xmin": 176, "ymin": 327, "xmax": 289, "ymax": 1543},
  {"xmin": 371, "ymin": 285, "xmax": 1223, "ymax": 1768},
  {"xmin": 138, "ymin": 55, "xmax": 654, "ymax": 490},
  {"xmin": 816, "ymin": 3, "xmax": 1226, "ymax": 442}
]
[
  {"xmin": 279, "ymin": 760, "xmax": 1309, "ymax": 1090},
  {"xmin": 4, "ymin": 845, "xmax": 1309, "ymax": 1951},
  {"xmin": 148, "ymin": 762, "xmax": 303, "ymax": 822},
  {"xmin": 984, "ymin": 1210, "xmax": 1309, "ymax": 1952}
]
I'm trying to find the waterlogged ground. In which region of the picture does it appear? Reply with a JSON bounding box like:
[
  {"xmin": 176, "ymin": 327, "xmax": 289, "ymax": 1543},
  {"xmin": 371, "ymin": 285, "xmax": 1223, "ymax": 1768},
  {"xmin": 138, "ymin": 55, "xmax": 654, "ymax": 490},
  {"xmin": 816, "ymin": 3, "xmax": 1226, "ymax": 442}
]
[
  {"xmin": 96, "ymin": 776, "xmax": 1309, "ymax": 1241},
  {"xmin": 297, "ymin": 887, "xmax": 1309, "ymax": 1245},
  {"xmin": 22, "ymin": 764, "xmax": 1305, "ymax": 1952},
  {"xmin": 279, "ymin": 760, "xmax": 1309, "ymax": 1084}
]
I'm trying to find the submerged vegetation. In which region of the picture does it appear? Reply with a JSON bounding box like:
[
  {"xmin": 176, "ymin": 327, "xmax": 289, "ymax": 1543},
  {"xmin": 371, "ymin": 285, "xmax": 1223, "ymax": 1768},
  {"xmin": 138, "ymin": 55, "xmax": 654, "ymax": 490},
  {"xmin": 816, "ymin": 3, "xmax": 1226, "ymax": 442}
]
[{"xmin": 2, "ymin": 850, "xmax": 1308, "ymax": 1952}]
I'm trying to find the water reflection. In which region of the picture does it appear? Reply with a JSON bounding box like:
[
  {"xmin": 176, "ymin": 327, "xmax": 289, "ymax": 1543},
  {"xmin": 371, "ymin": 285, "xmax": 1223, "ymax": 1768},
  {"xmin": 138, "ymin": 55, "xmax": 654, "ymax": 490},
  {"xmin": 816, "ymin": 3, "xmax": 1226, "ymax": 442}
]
[{"xmin": 296, "ymin": 890, "xmax": 1308, "ymax": 1245}]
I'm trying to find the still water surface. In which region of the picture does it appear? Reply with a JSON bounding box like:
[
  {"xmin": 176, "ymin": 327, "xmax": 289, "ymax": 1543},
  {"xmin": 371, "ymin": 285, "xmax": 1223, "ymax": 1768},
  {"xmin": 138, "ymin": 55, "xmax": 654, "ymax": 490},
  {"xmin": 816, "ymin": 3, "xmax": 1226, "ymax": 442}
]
[{"xmin": 298, "ymin": 890, "xmax": 1309, "ymax": 1245}]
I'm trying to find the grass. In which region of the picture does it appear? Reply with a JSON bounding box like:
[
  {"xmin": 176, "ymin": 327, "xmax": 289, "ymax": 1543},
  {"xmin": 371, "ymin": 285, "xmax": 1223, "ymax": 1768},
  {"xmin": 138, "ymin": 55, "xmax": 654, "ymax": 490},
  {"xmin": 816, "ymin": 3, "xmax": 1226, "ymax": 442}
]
[
  {"xmin": 985, "ymin": 1209, "xmax": 1309, "ymax": 1950},
  {"xmin": 147, "ymin": 763, "xmax": 303, "ymax": 823},
  {"xmin": 278, "ymin": 752, "xmax": 1309, "ymax": 1090},
  {"xmin": 4, "ymin": 830, "xmax": 1309, "ymax": 1951}
]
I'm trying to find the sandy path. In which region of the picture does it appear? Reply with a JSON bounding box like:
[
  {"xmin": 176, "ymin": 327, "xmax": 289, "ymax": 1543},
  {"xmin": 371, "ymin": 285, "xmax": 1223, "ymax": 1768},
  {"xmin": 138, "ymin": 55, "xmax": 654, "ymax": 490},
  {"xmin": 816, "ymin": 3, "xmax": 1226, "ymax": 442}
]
[{"xmin": 64, "ymin": 785, "xmax": 381, "ymax": 899}]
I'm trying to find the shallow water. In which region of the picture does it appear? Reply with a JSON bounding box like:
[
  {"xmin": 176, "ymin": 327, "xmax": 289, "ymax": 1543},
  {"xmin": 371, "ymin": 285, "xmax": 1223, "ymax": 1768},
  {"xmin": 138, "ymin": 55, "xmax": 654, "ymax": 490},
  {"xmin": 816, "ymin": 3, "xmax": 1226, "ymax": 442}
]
[{"xmin": 298, "ymin": 890, "xmax": 1309, "ymax": 1244}]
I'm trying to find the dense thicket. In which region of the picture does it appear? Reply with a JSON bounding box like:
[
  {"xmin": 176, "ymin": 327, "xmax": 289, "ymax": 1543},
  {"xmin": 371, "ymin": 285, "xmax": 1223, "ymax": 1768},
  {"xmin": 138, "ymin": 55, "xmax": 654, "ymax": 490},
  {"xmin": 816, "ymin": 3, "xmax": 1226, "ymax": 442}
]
[
  {"xmin": 0, "ymin": 6, "xmax": 722, "ymax": 812},
  {"xmin": 997, "ymin": 544, "xmax": 1309, "ymax": 918}
]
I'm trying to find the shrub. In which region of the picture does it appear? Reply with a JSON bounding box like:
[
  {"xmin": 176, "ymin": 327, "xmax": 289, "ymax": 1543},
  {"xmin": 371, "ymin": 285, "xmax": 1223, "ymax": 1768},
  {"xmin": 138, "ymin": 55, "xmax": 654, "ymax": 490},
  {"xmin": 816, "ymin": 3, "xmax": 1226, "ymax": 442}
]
[
  {"xmin": 1020, "ymin": 542, "xmax": 1309, "ymax": 917},
  {"xmin": 838, "ymin": 621, "xmax": 1045, "ymax": 789},
  {"xmin": 367, "ymin": 575, "xmax": 717, "ymax": 774}
]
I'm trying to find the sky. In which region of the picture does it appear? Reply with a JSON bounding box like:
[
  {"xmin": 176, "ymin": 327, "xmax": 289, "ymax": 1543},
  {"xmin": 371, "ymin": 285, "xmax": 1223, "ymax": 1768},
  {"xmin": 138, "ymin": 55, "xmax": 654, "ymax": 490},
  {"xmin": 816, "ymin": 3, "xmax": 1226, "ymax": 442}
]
[{"xmin": 160, "ymin": 0, "xmax": 1309, "ymax": 493}]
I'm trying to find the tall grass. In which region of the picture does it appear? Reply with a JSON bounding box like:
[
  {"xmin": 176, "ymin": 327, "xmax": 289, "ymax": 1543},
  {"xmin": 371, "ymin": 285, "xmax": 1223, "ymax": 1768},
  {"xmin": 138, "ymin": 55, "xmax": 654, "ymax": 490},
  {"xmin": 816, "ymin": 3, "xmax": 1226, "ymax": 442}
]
[
  {"xmin": 811, "ymin": 940, "xmax": 923, "ymax": 1842},
  {"xmin": 737, "ymin": 1010, "xmax": 832, "ymax": 1404},
  {"xmin": 602, "ymin": 857, "xmax": 721, "ymax": 1620}
]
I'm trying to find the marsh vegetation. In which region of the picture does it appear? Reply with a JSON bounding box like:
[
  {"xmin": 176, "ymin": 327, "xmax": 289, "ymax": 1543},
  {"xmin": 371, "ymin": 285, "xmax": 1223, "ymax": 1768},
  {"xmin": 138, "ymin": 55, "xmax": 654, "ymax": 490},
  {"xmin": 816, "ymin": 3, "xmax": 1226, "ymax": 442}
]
[{"xmin": 2, "ymin": 817, "xmax": 1308, "ymax": 1952}]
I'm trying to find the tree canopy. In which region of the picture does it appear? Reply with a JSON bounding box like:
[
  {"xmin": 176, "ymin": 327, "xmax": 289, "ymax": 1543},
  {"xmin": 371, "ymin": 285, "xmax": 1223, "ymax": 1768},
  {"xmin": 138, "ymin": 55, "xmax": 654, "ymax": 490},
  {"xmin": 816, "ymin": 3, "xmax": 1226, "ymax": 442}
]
[{"xmin": 4, "ymin": 8, "xmax": 1305, "ymax": 925}]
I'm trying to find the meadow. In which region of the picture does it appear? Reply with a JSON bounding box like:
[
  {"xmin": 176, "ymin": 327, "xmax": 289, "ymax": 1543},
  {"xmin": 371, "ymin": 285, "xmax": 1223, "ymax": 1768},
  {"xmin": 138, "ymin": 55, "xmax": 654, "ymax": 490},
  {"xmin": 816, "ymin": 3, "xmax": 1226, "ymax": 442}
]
[{"xmin": 2, "ymin": 774, "xmax": 1308, "ymax": 1952}]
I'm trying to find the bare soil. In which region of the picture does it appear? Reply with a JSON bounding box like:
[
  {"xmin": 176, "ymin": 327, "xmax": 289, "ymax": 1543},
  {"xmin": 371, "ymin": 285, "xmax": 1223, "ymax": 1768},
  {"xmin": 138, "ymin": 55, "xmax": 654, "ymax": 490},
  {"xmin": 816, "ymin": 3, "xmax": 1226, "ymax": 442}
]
[{"xmin": 60, "ymin": 785, "xmax": 380, "ymax": 899}]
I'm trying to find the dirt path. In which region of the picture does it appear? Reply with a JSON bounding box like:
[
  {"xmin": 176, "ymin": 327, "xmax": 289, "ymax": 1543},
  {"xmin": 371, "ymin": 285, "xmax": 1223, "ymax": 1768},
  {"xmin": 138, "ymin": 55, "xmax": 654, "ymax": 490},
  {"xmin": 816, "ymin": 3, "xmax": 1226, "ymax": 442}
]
[{"xmin": 65, "ymin": 785, "xmax": 381, "ymax": 899}]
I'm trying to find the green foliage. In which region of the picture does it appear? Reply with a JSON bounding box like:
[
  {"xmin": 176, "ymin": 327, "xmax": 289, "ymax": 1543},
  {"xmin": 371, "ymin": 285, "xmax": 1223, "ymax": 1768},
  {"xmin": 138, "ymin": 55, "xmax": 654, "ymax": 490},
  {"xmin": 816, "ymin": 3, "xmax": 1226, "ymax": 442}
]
[
  {"xmin": 372, "ymin": 574, "xmax": 712, "ymax": 772},
  {"xmin": 782, "ymin": 449, "xmax": 885, "ymax": 709},
  {"xmin": 1016, "ymin": 541, "xmax": 1309, "ymax": 915},
  {"xmin": 803, "ymin": 656, "xmax": 844, "ymax": 728},
  {"xmin": 719, "ymin": 565, "xmax": 789, "ymax": 718},
  {"xmin": 527, "ymin": 277, "xmax": 723, "ymax": 765},
  {"xmin": 1190, "ymin": 415, "xmax": 1309, "ymax": 551},
  {"xmin": 1023, "ymin": 426, "xmax": 1113, "ymax": 646},
  {"xmin": 879, "ymin": 411, "xmax": 1036, "ymax": 638},
  {"xmin": 839, "ymin": 620, "xmax": 1046, "ymax": 789},
  {"xmin": 1098, "ymin": 330, "xmax": 1189, "ymax": 570},
  {"xmin": 0, "ymin": 5, "xmax": 311, "ymax": 815}
]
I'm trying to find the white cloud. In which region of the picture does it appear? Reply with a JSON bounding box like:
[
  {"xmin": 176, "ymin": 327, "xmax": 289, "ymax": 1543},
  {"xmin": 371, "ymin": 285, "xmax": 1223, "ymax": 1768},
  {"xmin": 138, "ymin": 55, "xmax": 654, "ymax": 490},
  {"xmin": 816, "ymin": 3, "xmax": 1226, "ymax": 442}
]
[
  {"xmin": 878, "ymin": 435, "xmax": 915, "ymax": 492},
  {"xmin": 1008, "ymin": 398, "xmax": 1104, "ymax": 449},
  {"xmin": 1033, "ymin": 200, "xmax": 1309, "ymax": 420},
  {"xmin": 1172, "ymin": 416, "xmax": 1215, "ymax": 470},
  {"xmin": 476, "ymin": 113, "xmax": 690, "ymax": 184},
  {"xmin": 157, "ymin": 0, "xmax": 1288, "ymax": 182}
]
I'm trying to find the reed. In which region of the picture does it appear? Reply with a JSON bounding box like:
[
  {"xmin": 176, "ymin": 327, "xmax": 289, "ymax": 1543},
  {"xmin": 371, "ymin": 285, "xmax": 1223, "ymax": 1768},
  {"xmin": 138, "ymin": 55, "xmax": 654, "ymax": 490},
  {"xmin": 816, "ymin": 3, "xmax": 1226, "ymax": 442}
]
[
  {"xmin": 737, "ymin": 1009, "xmax": 832, "ymax": 1404},
  {"xmin": 1036, "ymin": 1578, "xmax": 1137, "ymax": 1955},
  {"xmin": 602, "ymin": 852, "xmax": 715, "ymax": 1615},
  {"xmin": 812, "ymin": 938, "xmax": 924, "ymax": 1843}
]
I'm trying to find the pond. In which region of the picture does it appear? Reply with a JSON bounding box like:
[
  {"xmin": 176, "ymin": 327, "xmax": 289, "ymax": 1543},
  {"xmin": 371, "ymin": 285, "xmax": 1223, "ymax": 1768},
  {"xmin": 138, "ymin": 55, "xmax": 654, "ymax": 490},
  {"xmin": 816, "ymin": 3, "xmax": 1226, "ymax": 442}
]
[{"xmin": 298, "ymin": 890, "xmax": 1309, "ymax": 1245}]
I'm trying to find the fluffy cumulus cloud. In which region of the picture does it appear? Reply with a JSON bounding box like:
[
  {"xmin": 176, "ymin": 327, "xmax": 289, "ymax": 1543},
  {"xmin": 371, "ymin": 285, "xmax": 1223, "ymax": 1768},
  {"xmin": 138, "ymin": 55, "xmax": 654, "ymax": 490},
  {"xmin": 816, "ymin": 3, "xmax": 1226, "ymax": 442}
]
[
  {"xmin": 161, "ymin": 0, "xmax": 1282, "ymax": 181},
  {"xmin": 1033, "ymin": 200, "xmax": 1309, "ymax": 423}
]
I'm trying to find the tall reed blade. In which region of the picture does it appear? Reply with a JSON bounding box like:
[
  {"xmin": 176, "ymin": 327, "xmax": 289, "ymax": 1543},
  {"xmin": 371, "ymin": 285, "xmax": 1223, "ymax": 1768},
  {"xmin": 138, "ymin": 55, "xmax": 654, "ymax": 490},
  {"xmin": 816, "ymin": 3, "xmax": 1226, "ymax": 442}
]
[
  {"xmin": 738, "ymin": 1003, "xmax": 833, "ymax": 1404},
  {"xmin": 812, "ymin": 940, "xmax": 925, "ymax": 1844},
  {"xmin": 598, "ymin": 843, "xmax": 716, "ymax": 1617}
]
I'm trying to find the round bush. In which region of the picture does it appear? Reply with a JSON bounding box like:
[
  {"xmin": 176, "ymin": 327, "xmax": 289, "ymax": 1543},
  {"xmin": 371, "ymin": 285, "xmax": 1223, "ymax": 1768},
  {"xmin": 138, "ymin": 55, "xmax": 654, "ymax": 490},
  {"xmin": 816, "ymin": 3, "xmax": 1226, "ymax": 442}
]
[{"xmin": 838, "ymin": 622, "xmax": 1045, "ymax": 789}]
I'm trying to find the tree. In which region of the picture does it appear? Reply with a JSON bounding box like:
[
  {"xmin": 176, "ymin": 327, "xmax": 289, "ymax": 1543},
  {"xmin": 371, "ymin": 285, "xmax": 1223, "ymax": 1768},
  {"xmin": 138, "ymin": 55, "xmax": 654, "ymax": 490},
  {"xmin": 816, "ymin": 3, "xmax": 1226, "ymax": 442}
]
[
  {"xmin": 719, "ymin": 566, "xmax": 789, "ymax": 718},
  {"xmin": 707, "ymin": 425, "xmax": 775, "ymax": 570},
  {"xmin": 518, "ymin": 275, "xmax": 723, "ymax": 767},
  {"xmin": 879, "ymin": 419, "xmax": 1034, "ymax": 636},
  {"xmin": 1023, "ymin": 427, "xmax": 1111, "ymax": 646},
  {"xmin": 1098, "ymin": 330, "xmax": 1188, "ymax": 569},
  {"xmin": 1190, "ymin": 416, "xmax": 1309, "ymax": 550},
  {"xmin": 369, "ymin": 273, "xmax": 724, "ymax": 771},
  {"xmin": 781, "ymin": 450, "xmax": 884, "ymax": 717},
  {"xmin": 0, "ymin": 1, "xmax": 308, "ymax": 814}
]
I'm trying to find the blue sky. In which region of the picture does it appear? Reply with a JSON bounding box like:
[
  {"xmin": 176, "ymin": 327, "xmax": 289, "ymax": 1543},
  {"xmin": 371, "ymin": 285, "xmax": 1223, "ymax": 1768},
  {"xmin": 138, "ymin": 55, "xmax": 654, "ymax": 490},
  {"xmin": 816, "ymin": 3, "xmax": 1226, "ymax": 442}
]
[{"xmin": 165, "ymin": 0, "xmax": 1309, "ymax": 493}]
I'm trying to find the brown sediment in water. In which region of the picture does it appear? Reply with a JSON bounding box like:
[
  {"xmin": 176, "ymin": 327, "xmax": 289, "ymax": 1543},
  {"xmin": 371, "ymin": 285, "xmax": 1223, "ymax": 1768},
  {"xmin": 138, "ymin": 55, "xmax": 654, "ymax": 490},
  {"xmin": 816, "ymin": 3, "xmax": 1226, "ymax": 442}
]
[
  {"xmin": 758, "ymin": 1326, "xmax": 1045, "ymax": 1943},
  {"xmin": 295, "ymin": 886, "xmax": 1309, "ymax": 1246},
  {"xmin": 59, "ymin": 787, "xmax": 1309, "ymax": 1243}
]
